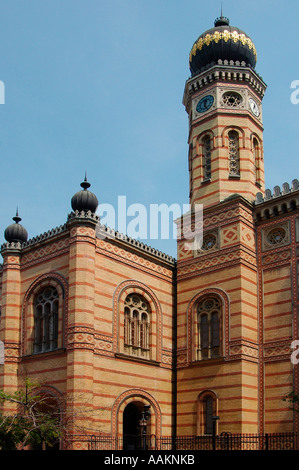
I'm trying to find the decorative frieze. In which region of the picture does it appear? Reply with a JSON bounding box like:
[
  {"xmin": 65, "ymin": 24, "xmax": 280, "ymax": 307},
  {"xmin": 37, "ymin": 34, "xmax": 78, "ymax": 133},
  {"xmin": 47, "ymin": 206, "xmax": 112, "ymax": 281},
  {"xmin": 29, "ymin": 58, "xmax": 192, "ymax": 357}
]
[
  {"xmin": 67, "ymin": 326, "xmax": 95, "ymax": 351},
  {"xmin": 264, "ymin": 341, "xmax": 292, "ymax": 362},
  {"xmin": 228, "ymin": 340, "xmax": 258, "ymax": 363}
]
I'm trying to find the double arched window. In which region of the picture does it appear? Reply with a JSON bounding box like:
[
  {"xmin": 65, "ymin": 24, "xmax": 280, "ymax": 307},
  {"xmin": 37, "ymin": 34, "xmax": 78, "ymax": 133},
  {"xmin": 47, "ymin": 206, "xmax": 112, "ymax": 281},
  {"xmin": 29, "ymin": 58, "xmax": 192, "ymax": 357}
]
[
  {"xmin": 124, "ymin": 293, "xmax": 151, "ymax": 359},
  {"xmin": 197, "ymin": 297, "xmax": 221, "ymax": 360},
  {"xmin": 34, "ymin": 286, "xmax": 59, "ymax": 353}
]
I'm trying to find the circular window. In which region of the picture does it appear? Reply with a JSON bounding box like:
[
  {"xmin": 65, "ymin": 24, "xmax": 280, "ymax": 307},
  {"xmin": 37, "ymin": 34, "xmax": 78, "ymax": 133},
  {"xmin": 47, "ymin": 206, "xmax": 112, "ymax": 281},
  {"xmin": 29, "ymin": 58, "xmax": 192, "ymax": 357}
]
[
  {"xmin": 222, "ymin": 92, "xmax": 242, "ymax": 108},
  {"xmin": 197, "ymin": 297, "xmax": 221, "ymax": 313},
  {"xmin": 267, "ymin": 227, "xmax": 287, "ymax": 245},
  {"xmin": 201, "ymin": 233, "xmax": 217, "ymax": 251}
]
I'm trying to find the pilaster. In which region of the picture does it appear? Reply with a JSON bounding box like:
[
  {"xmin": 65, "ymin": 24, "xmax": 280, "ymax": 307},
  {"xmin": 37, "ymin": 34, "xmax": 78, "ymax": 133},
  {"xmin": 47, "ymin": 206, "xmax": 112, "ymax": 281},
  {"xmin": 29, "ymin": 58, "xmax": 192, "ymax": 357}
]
[
  {"xmin": 66, "ymin": 211, "xmax": 99, "ymax": 438},
  {"xmin": 0, "ymin": 243, "xmax": 22, "ymax": 413}
]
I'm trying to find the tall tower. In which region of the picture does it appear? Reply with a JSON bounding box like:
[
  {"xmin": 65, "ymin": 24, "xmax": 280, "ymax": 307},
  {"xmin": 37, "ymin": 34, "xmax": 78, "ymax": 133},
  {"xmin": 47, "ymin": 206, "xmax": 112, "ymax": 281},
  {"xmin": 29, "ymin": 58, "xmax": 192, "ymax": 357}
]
[
  {"xmin": 183, "ymin": 14, "xmax": 267, "ymax": 209},
  {"xmin": 176, "ymin": 15, "xmax": 268, "ymax": 435}
]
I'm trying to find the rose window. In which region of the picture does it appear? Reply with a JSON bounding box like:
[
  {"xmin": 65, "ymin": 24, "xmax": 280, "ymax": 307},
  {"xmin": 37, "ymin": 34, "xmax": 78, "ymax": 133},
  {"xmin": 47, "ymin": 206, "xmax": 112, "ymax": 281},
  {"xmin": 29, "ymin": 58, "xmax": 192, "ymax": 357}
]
[
  {"xmin": 222, "ymin": 92, "xmax": 242, "ymax": 107},
  {"xmin": 201, "ymin": 233, "xmax": 217, "ymax": 251},
  {"xmin": 267, "ymin": 227, "xmax": 287, "ymax": 245}
]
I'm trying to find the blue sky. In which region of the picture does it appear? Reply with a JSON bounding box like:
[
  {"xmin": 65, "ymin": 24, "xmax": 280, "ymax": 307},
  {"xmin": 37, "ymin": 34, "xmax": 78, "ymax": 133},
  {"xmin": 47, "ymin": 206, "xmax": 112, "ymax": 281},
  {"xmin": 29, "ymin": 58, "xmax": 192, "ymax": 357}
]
[{"xmin": 0, "ymin": 0, "xmax": 298, "ymax": 258}]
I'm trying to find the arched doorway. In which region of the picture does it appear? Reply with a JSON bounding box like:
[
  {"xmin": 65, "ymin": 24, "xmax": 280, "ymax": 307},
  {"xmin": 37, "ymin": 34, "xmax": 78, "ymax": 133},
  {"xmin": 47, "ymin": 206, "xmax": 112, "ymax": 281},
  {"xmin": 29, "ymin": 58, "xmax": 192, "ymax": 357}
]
[
  {"xmin": 112, "ymin": 389, "xmax": 161, "ymax": 441},
  {"xmin": 123, "ymin": 401, "xmax": 150, "ymax": 450}
]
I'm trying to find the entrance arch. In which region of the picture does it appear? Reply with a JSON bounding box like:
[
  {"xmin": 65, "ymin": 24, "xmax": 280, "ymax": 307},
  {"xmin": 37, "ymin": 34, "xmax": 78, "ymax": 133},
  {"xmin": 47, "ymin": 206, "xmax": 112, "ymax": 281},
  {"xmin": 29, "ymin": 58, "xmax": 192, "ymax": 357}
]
[
  {"xmin": 122, "ymin": 401, "xmax": 148, "ymax": 450},
  {"xmin": 123, "ymin": 401, "xmax": 144, "ymax": 436},
  {"xmin": 112, "ymin": 389, "xmax": 162, "ymax": 438}
]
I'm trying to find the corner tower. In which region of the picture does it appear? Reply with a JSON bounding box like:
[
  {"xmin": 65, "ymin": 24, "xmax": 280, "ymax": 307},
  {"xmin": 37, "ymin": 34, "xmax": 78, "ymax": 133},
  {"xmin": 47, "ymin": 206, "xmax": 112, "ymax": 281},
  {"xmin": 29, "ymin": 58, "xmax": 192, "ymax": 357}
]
[{"xmin": 183, "ymin": 15, "xmax": 267, "ymax": 208}]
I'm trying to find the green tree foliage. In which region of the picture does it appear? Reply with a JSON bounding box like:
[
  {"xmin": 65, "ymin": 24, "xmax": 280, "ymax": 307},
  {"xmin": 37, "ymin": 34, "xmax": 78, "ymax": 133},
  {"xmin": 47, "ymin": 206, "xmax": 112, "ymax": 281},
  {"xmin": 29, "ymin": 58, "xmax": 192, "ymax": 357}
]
[
  {"xmin": 283, "ymin": 391, "xmax": 299, "ymax": 409},
  {"xmin": 0, "ymin": 378, "xmax": 62, "ymax": 450}
]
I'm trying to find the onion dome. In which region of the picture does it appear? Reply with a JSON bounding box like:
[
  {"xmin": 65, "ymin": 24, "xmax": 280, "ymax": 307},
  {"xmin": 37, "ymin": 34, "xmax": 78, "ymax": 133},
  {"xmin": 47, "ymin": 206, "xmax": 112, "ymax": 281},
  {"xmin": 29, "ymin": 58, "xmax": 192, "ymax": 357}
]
[
  {"xmin": 189, "ymin": 15, "xmax": 257, "ymax": 77},
  {"xmin": 71, "ymin": 174, "xmax": 98, "ymax": 213},
  {"xmin": 4, "ymin": 209, "xmax": 28, "ymax": 243}
]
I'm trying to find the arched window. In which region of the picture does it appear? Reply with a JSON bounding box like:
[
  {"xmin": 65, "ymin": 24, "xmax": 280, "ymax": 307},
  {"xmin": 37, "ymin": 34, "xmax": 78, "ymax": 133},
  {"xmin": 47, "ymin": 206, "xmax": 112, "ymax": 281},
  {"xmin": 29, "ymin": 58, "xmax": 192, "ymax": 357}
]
[
  {"xmin": 197, "ymin": 391, "xmax": 218, "ymax": 435},
  {"xmin": 202, "ymin": 135, "xmax": 212, "ymax": 180},
  {"xmin": 197, "ymin": 297, "xmax": 221, "ymax": 360},
  {"xmin": 124, "ymin": 294, "xmax": 151, "ymax": 359},
  {"xmin": 228, "ymin": 130, "xmax": 240, "ymax": 176},
  {"xmin": 253, "ymin": 137, "xmax": 260, "ymax": 183},
  {"xmin": 203, "ymin": 395, "xmax": 214, "ymax": 434},
  {"xmin": 34, "ymin": 286, "xmax": 59, "ymax": 353}
]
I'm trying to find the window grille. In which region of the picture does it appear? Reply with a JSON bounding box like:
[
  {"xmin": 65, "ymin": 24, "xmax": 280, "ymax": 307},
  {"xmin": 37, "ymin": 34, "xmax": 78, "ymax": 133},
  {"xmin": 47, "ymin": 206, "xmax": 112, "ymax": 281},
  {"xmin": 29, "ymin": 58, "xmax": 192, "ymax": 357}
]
[
  {"xmin": 267, "ymin": 227, "xmax": 287, "ymax": 245},
  {"xmin": 253, "ymin": 138, "xmax": 260, "ymax": 183},
  {"xmin": 222, "ymin": 91, "xmax": 242, "ymax": 108},
  {"xmin": 201, "ymin": 233, "xmax": 217, "ymax": 251},
  {"xmin": 197, "ymin": 297, "xmax": 221, "ymax": 359},
  {"xmin": 228, "ymin": 131, "xmax": 240, "ymax": 176},
  {"xmin": 124, "ymin": 294, "xmax": 150, "ymax": 358},
  {"xmin": 202, "ymin": 136, "xmax": 212, "ymax": 180},
  {"xmin": 34, "ymin": 286, "xmax": 59, "ymax": 353},
  {"xmin": 204, "ymin": 395, "xmax": 214, "ymax": 435}
]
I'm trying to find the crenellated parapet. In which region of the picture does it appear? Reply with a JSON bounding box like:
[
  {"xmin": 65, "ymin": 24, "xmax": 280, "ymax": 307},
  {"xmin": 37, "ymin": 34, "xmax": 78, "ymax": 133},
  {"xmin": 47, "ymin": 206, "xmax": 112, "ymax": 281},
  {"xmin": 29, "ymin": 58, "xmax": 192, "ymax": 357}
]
[{"xmin": 254, "ymin": 179, "xmax": 299, "ymax": 221}]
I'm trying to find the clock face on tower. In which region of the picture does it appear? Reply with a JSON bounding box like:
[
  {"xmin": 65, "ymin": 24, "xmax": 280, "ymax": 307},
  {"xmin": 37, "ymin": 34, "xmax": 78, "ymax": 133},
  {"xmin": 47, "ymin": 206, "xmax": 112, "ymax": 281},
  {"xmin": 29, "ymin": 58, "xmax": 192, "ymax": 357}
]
[
  {"xmin": 248, "ymin": 98, "xmax": 260, "ymax": 117},
  {"xmin": 196, "ymin": 94, "xmax": 214, "ymax": 113}
]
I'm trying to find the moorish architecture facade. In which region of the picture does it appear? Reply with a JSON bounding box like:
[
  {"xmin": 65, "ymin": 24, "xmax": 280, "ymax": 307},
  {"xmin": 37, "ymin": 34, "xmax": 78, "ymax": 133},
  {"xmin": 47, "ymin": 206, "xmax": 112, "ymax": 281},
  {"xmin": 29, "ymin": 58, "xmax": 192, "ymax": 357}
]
[{"xmin": 1, "ymin": 14, "xmax": 299, "ymax": 449}]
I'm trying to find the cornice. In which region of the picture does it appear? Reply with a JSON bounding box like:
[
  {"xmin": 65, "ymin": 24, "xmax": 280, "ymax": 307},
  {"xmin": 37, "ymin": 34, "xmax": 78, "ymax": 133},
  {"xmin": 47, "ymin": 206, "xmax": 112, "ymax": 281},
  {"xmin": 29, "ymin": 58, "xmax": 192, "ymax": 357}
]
[
  {"xmin": 96, "ymin": 223, "xmax": 176, "ymax": 266},
  {"xmin": 183, "ymin": 60, "xmax": 267, "ymax": 111}
]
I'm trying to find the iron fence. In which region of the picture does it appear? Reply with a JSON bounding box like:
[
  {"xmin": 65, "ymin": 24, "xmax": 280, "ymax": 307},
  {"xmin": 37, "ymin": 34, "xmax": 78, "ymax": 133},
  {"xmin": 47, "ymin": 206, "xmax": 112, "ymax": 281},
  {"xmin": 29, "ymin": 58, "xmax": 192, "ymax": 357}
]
[{"xmin": 85, "ymin": 432, "xmax": 297, "ymax": 451}]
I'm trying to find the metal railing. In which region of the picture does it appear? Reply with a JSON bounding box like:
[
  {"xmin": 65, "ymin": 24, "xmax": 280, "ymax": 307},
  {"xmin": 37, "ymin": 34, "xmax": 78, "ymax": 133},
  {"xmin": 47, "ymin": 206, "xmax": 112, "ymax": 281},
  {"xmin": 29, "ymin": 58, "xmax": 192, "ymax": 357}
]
[{"xmin": 84, "ymin": 432, "xmax": 297, "ymax": 451}]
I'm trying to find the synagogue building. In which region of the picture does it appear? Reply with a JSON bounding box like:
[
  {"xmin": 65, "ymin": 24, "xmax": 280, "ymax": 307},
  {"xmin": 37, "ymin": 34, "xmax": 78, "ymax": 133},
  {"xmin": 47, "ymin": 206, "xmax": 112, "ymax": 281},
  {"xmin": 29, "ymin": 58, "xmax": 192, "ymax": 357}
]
[{"xmin": 1, "ymin": 14, "xmax": 298, "ymax": 449}]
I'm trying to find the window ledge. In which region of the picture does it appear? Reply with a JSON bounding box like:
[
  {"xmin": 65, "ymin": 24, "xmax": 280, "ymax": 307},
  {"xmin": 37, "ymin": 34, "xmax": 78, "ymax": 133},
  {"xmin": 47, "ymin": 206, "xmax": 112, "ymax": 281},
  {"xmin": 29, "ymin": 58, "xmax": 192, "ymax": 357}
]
[
  {"xmin": 195, "ymin": 355, "xmax": 223, "ymax": 363},
  {"xmin": 115, "ymin": 352, "xmax": 160, "ymax": 366},
  {"xmin": 23, "ymin": 347, "xmax": 66, "ymax": 360}
]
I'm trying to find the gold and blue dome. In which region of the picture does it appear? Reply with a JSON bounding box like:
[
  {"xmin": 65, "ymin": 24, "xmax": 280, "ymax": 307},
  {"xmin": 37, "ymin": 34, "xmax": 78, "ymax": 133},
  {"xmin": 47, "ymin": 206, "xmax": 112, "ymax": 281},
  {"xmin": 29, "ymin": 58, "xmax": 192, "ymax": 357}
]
[{"xmin": 189, "ymin": 16, "xmax": 257, "ymax": 77}]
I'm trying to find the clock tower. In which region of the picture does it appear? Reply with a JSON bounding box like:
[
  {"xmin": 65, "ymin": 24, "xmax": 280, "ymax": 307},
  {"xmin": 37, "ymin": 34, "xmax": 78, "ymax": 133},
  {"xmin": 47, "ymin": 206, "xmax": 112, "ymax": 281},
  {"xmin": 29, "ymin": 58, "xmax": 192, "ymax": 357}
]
[
  {"xmin": 183, "ymin": 15, "xmax": 267, "ymax": 209},
  {"xmin": 176, "ymin": 15, "xmax": 269, "ymax": 435}
]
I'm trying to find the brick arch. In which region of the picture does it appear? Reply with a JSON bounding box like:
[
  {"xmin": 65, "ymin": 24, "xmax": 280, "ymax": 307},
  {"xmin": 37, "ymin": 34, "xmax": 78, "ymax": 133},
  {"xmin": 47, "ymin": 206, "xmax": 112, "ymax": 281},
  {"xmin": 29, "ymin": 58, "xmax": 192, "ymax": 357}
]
[
  {"xmin": 195, "ymin": 129, "xmax": 216, "ymax": 154},
  {"xmin": 111, "ymin": 388, "xmax": 162, "ymax": 437},
  {"xmin": 21, "ymin": 272, "xmax": 68, "ymax": 355},
  {"xmin": 32, "ymin": 384, "xmax": 65, "ymax": 410},
  {"xmin": 112, "ymin": 280, "xmax": 162, "ymax": 362},
  {"xmin": 221, "ymin": 125, "xmax": 246, "ymax": 148},
  {"xmin": 187, "ymin": 287, "xmax": 230, "ymax": 363},
  {"xmin": 250, "ymin": 132, "xmax": 263, "ymax": 153}
]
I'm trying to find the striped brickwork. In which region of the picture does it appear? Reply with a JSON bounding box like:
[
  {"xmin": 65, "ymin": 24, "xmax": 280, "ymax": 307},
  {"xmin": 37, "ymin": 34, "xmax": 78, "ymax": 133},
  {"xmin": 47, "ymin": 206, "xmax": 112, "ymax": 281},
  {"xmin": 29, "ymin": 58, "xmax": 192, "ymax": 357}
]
[
  {"xmin": 0, "ymin": 216, "xmax": 176, "ymax": 448},
  {"xmin": 176, "ymin": 196, "xmax": 259, "ymax": 434},
  {"xmin": 256, "ymin": 210, "xmax": 299, "ymax": 434},
  {"xmin": 189, "ymin": 100, "xmax": 264, "ymax": 208}
]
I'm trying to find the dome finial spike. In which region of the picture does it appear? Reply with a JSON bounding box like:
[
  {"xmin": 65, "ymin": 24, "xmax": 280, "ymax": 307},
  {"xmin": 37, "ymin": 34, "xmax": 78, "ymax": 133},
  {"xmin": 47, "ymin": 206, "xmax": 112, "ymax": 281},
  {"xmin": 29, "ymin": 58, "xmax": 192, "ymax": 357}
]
[
  {"xmin": 13, "ymin": 206, "xmax": 21, "ymax": 224},
  {"xmin": 80, "ymin": 172, "xmax": 91, "ymax": 190},
  {"xmin": 214, "ymin": 9, "xmax": 229, "ymax": 27}
]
